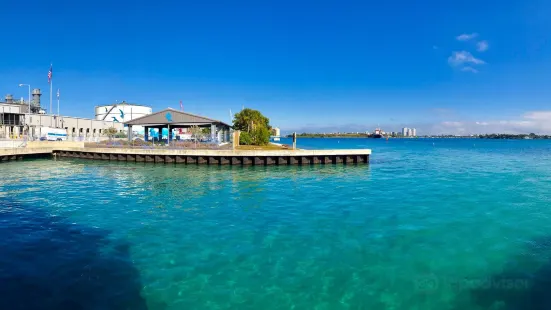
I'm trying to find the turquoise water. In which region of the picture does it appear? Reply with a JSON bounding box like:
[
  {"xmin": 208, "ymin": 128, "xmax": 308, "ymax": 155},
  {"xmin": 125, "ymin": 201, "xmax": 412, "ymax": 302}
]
[{"xmin": 2, "ymin": 138, "xmax": 551, "ymax": 309}]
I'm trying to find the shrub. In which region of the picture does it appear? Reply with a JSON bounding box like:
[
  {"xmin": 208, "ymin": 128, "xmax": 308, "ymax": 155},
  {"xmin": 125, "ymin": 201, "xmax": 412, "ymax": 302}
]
[
  {"xmin": 251, "ymin": 127, "xmax": 271, "ymax": 145},
  {"xmin": 239, "ymin": 131, "xmax": 253, "ymax": 145},
  {"xmin": 104, "ymin": 127, "xmax": 119, "ymax": 140}
]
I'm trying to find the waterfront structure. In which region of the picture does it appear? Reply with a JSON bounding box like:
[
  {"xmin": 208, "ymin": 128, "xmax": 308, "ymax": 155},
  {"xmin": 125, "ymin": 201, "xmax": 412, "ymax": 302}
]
[
  {"xmin": 124, "ymin": 108, "xmax": 232, "ymax": 142},
  {"xmin": 1, "ymin": 95, "xmax": 29, "ymax": 138},
  {"xmin": 25, "ymin": 114, "xmax": 124, "ymax": 140},
  {"xmin": 95, "ymin": 101, "xmax": 152, "ymax": 135},
  {"xmin": 95, "ymin": 101, "xmax": 152, "ymax": 123},
  {"xmin": 1, "ymin": 91, "xmax": 123, "ymax": 140},
  {"xmin": 402, "ymin": 127, "xmax": 408, "ymax": 137},
  {"xmin": 0, "ymin": 145, "xmax": 371, "ymax": 166},
  {"xmin": 270, "ymin": 127, "xmax": 281, "ymax": 142},
  {"xmin": 412, "ymin": 128, "xmax": 417, "ymax": 137}
]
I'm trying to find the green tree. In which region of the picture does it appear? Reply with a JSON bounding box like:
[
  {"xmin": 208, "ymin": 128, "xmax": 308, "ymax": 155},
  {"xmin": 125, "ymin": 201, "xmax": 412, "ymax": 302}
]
[
  {"xmin": 239, "ymin": 131, "xmax": 253, "ymax": 145},
  {"xmin": 251, "ymin": 127, "xmax": 271, "ymax": 145},
  {"xmin": 233, "ymin": 108, "xmax": 271, "ymax": 145},
  {"xmin": 233, "ymin": 108, "xmax": 270, "ymax": 133}
]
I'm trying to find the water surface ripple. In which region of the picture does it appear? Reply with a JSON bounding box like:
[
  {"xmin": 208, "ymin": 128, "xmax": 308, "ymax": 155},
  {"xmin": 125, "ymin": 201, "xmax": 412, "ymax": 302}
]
[{"xmin": 2, "ymin": 138, "xmax": 551, "ymax": 309}]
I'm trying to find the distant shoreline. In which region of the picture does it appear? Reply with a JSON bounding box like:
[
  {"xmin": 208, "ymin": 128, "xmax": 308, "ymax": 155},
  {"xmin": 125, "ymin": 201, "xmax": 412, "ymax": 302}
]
[
  {"xmin": 286, "ymin": 135, "xmax": 551, "ymax": 140},
  {"xmin": 285, "ymin": 135, "xmax": 416, "ymax": 139}
]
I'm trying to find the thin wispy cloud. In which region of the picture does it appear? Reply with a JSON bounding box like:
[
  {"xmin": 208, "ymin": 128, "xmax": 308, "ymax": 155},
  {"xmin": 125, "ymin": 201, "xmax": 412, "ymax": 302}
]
[
  {"xmin": 432, "ymin": 108, "xmax": 454, "ymax": 114},
  {"xmin": 461, "ymin": 66, "xmax": 479, "ymax": 73},
  {"xmin": 448, "ymin": 51, "xmax": 485, "ymax": 66},
  {"xmin": 456, "ymin": 33, "xmax": 478, "ymax": 41},
  {"xmin": 435, "ymin": 111, "xmax": 551, "ymax": 135},
  {"xmin": 477, "ymin": 40, "xmax": 489, "ymax": 52}
]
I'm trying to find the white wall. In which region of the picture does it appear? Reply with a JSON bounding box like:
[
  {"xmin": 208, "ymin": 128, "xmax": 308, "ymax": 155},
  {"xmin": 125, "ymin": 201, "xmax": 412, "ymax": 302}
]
[
  {"xmin": 24, "ymin": 114, "xmax": 124, "ymax": 138},
  {"xmin": 95, "ymin": 104, "xmax": 152, "ymax": 123},
  {"xmin": 1, "ymin": 103, "xmax": 27, "ymax": 114}
]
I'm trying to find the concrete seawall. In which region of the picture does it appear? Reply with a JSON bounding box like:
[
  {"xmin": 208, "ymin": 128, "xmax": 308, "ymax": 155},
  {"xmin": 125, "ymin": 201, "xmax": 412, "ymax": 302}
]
[
  {"xmin": 1, "ymin": 147, "xmax": 371, "ymax": 165},
  {"xmin": 0, "ymin": 147, "xmax": 53, "ymax": 161},
  {"xmin": 27, "ymin": 141, "xmax": 85, "ymax": 148}
]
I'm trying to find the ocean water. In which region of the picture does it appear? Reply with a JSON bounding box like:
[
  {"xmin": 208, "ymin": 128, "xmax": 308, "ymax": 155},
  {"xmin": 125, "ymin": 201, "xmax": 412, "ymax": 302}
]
[{"xmin": 2, "ymin": 138, "xmax": 551, "ymax": 309}]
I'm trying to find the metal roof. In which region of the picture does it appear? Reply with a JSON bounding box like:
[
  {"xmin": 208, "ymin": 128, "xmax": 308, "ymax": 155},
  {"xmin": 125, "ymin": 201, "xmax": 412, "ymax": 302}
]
[{"xmin": 124, "ymin": 108, "xmax": 231, "ymax": 127}]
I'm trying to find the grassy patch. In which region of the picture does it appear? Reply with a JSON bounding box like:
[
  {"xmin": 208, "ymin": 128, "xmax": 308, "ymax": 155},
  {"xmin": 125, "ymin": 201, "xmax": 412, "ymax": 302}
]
[{"xmin": 236, "ymin": 144, "xmax": 291, "ymax": 150}]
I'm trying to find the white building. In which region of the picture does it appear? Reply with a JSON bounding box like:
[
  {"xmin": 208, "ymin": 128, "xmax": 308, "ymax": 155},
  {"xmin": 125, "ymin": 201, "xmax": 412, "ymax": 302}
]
[
  {"xmin": 1, "ymin": 91, "xmax": 123, "ymax": 140},
  {"xmin": 412, "ymin": 128, "xmax": 417, "ymax": 137},
  {"xmin": 402, "ymin": 127, "xmax": 408, "ymax": 137},
  {"xmin": 25, "ymin": 114, "xmax": 124, "ymax": 139},
  {"xmin": 95, "ymin": 101, "xmax": 152, "ymax": 135}
]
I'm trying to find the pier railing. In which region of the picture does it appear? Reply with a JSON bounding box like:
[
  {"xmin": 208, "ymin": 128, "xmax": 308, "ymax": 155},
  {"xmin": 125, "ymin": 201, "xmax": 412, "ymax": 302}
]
[{"xmin": 84, "ymin": 140, "xmax": 232, "ymax": 150}]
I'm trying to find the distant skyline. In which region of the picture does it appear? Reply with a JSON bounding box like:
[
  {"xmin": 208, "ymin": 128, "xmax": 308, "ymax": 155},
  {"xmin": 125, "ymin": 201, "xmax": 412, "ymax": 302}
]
[{"xmin": 2, "ymin": 0, "xmax": 551, "ymax": 135}]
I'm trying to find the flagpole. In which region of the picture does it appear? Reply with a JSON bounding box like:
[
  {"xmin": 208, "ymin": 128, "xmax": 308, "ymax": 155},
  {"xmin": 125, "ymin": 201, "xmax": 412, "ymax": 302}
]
[
  {"xmin": 57, "ymin": 91, "xmax": 60, "ymax": 116},
  {"xmin": 47, "ymin": 63, "xmax": 53, "ymax": 115}
]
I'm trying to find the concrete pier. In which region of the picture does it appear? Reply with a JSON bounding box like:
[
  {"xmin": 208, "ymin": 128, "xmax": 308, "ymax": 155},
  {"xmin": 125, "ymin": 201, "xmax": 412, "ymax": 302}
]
[
  {"xmin": 1, "ymin": 147, "xmax": 371, "ymax": 165},
  {"xmin": 0, "ymin": 148, "xmax": 53, "ymax": 162}
]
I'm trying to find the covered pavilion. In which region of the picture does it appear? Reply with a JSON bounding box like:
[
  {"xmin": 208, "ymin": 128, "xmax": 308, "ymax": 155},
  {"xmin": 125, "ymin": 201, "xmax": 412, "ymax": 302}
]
[{"xmin": 124, "ymin": 108, "xmax": 232, "ymax": 143}]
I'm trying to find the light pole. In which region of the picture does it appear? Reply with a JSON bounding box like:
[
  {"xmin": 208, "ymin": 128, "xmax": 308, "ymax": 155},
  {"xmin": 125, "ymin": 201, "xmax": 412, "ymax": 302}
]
[{"xmin": 18, "ymin": 84, "xmax": 31, "ymax": 113}]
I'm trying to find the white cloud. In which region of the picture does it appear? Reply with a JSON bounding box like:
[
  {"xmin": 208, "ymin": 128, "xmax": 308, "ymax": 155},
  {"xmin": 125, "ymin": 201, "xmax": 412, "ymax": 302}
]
[
  {"xmin": 456, "ymin": 33, "xmax": 478, "ymax": 41},
  {"xmin": 434, "ymin": 111, "xmax": 551, "ymax": 134},
  {"xmin": 448, "ymin": 51, "xmax": 485, "ymax": 66},
  {"xmin": 524, "ymin": 111, "xmax": 551, "ymax": 120},
  {"xmin": 284, "ymin": 111, "xmax": 551, "ymax": 135},
  {"xmin": 461, "ymin": 66, "xmax": 479, "ymax": 73},
  {"xmin": 477, "ymin": 40, "xmax": 489, "ymax": 52}
]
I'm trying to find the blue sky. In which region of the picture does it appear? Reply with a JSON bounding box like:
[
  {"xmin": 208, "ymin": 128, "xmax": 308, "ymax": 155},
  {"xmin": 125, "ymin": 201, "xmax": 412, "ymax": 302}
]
[{"xmin": 2, "ymin": 0, "xmax": 550, "ymax": 134}]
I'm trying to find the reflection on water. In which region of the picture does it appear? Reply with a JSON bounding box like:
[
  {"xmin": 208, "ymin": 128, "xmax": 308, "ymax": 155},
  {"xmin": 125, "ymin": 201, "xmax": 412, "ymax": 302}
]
[{"xmin": 0, "ymin": 197, "xmax": 148, "ymax": 310}]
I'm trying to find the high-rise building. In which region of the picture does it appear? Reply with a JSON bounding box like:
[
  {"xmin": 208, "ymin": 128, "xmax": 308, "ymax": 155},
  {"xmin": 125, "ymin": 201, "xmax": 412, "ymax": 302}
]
[
  {"xmin": 412, "ymin": 128, "xmax": 417, "ymax": 137},
  {"xmin": 271, "ymin": 127, "xmax": 281, "ymax": 137},
  {"xmin": 402, "ymin": 127, "xmax": 408, "ymax": 136}
]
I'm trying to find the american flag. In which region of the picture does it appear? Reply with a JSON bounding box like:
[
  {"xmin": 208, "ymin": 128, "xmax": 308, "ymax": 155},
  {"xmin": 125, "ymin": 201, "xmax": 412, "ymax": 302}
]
[
  {"xmin": 48, "ymin": 64, "xmax": 52, "ymax": 83},
  {"xmin": 180, "ymin": 100, "xmax": 183, "ymax": 111},
  {"xmin": 57, "ymin": 89, "xmax": 60, "ymax": 99}
]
